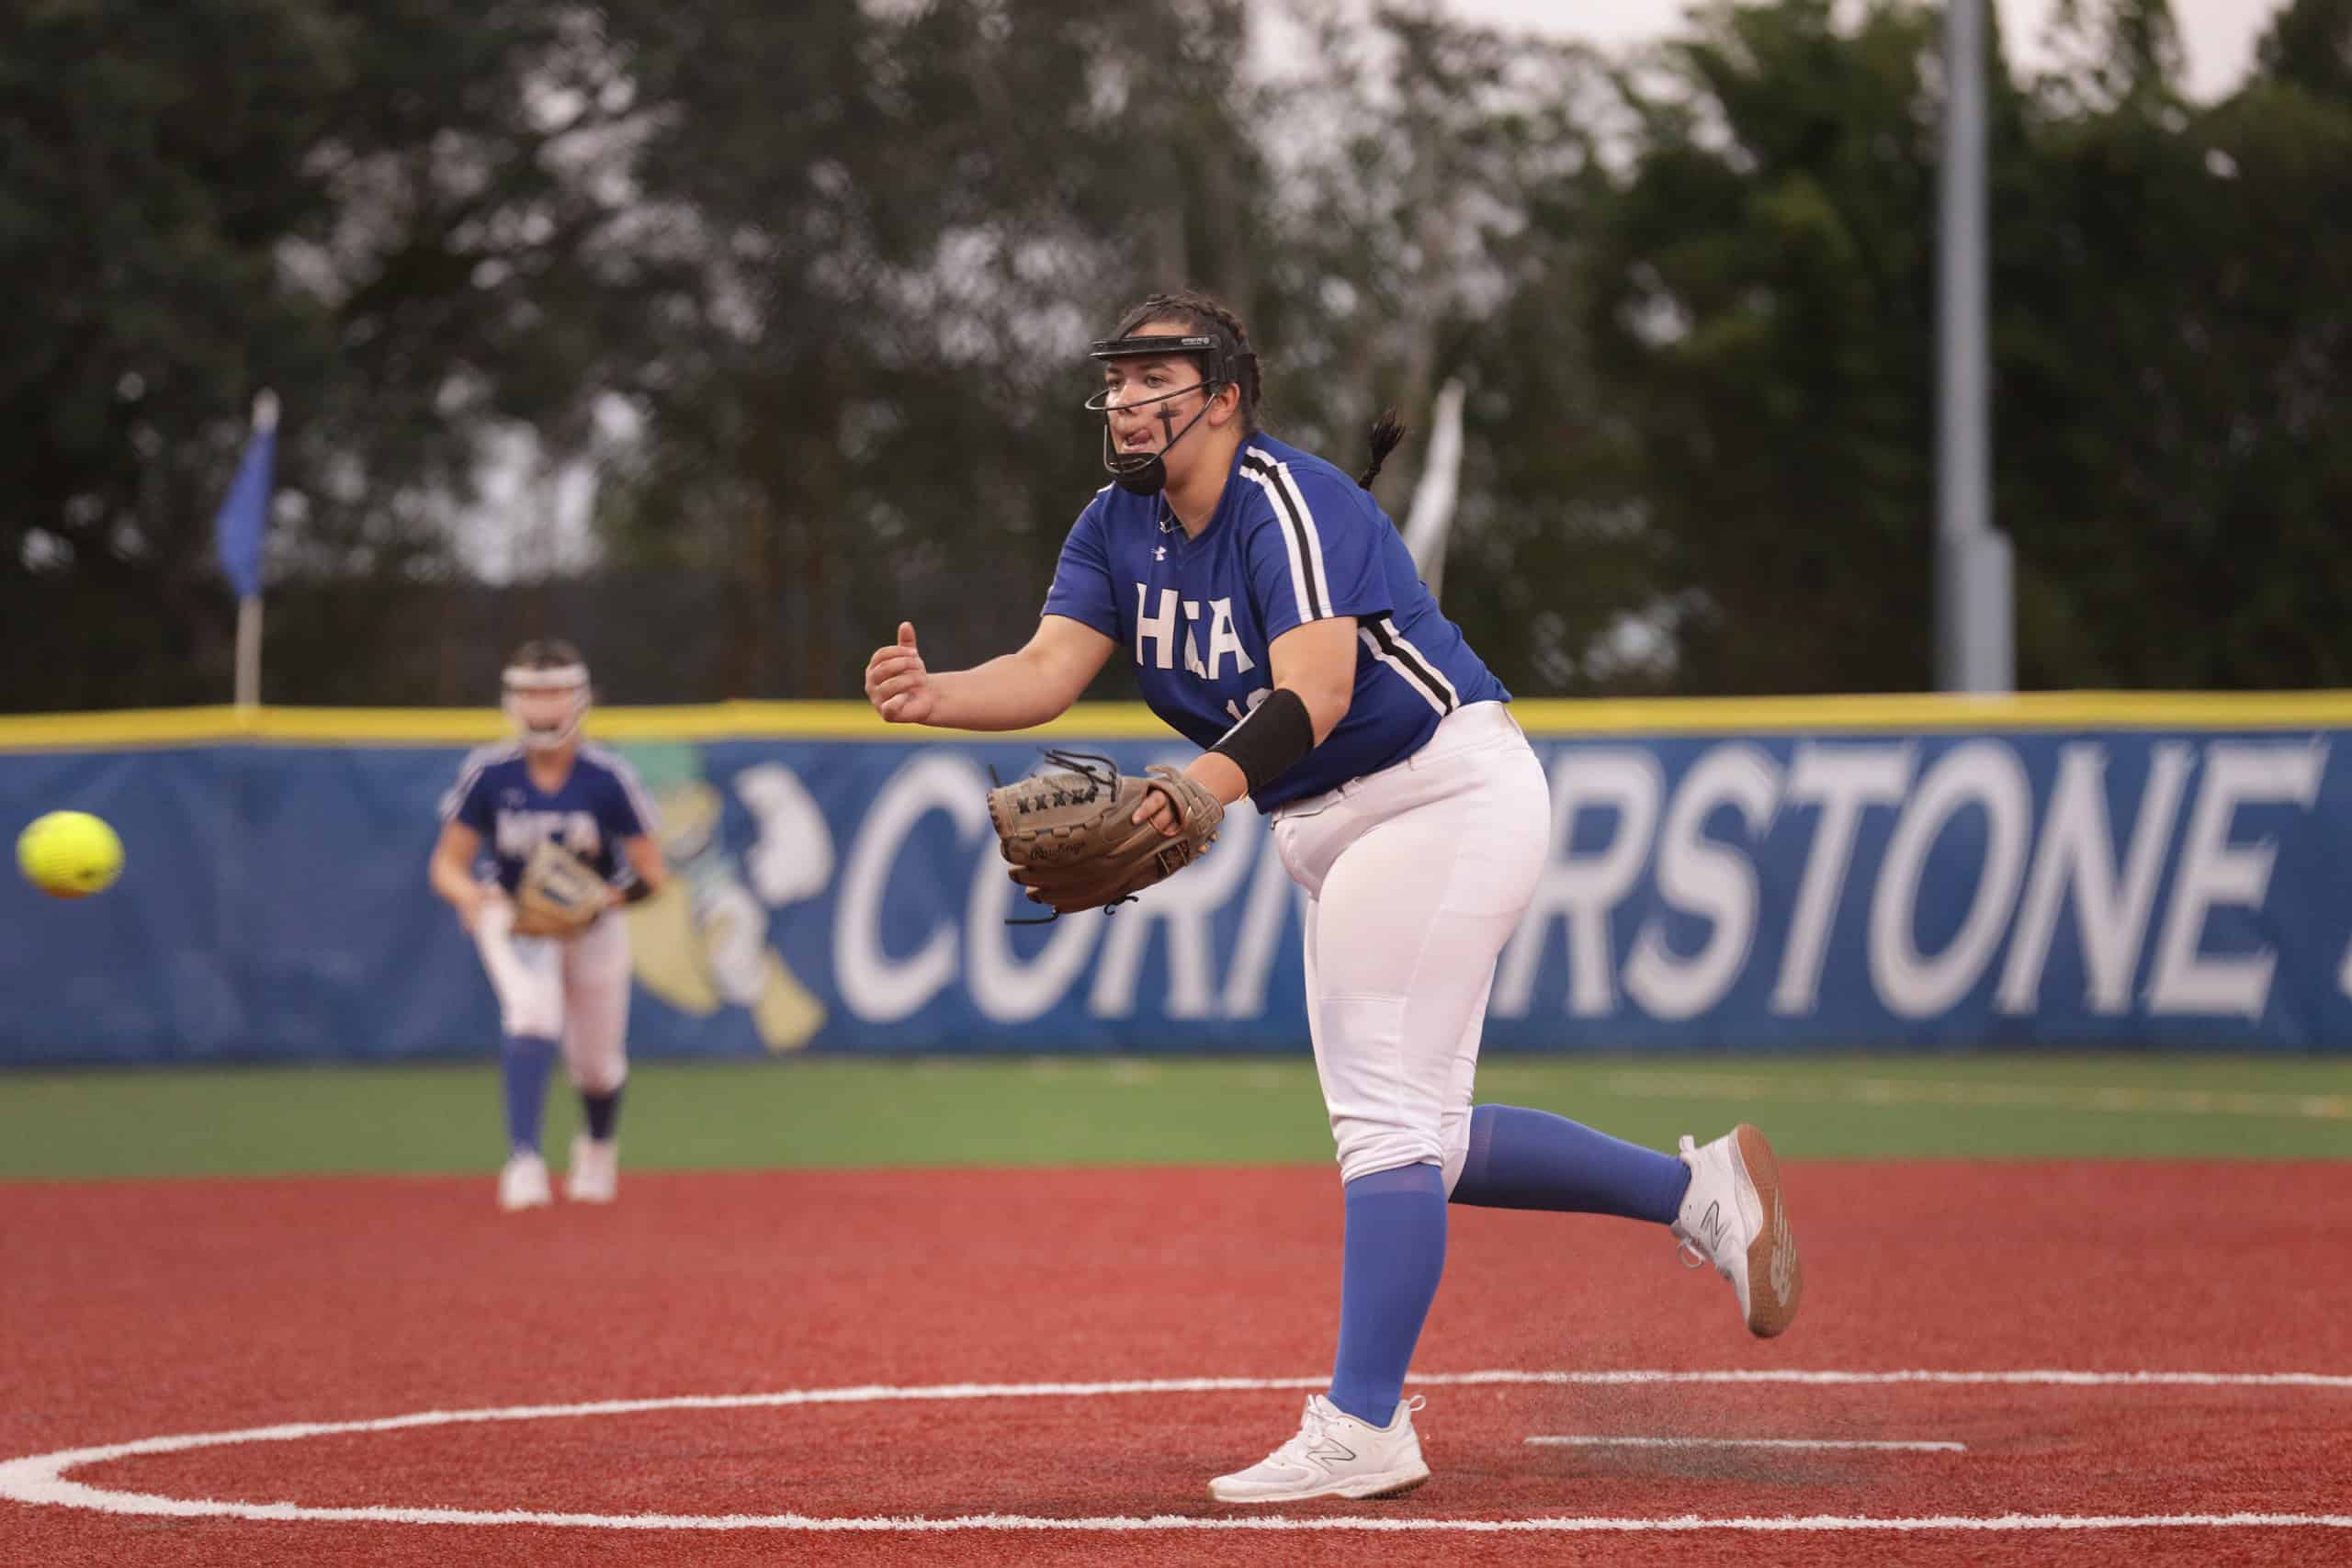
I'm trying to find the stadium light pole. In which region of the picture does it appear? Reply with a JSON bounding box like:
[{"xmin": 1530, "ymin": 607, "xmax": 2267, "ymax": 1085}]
[{"xmin": 1936, "ymin": 0, "xmax": 2014, "ymax": 694}]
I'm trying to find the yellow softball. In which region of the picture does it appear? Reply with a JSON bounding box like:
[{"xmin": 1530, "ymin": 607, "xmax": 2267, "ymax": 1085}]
[{"xmin": 17, "ymin": 810, "xmax": 124, "ymax": 899}]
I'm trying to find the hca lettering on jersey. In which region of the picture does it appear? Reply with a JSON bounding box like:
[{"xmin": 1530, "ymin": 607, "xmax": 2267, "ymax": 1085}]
[
  {"xmin": 1135, "ymin": 587, "xmax": 1256, "ymax": 681},
  {"xmin": 494, "ymin": 808, "xmax": 602, "ymax": 863}
]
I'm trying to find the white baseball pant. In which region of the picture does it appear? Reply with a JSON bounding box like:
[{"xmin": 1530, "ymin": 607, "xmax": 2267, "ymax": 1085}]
[
  {"xmin": 1269, "ymin": 701, "xmax": 1551, "ymax": 1190},
  {"xmin": 472, "ymin": 900, "xmax": 633, "ymax": 1093}
]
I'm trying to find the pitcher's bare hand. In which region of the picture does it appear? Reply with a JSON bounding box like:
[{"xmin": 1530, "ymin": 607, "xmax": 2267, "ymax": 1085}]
[{"xmin": 865, "ymin": 621, "xmax": 936, "ymax": 724}]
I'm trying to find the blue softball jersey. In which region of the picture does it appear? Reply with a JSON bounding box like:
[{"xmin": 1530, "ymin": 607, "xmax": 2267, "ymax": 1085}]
[
  {"xmin": 1041, "ymin": 433, "xmax": 1510, "ymax": 809},
  {"xmin": 439, "ymin": 743, "xmax": 658, "ymax": 893}
]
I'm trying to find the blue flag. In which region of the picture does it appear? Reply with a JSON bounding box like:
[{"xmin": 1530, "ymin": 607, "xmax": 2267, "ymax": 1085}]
[{"xmin": 214, "ymin": 391, "xmax": 277, "ymax": 601}]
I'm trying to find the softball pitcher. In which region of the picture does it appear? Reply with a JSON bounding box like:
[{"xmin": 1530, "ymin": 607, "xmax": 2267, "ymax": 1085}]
[
  {"xmin": 428, "ymin": 640, "xmax": 667, "ymax": 1212},
  {"xmin": 865, "ymin": 290, "xmax": 1803, "ymax": 1504}
]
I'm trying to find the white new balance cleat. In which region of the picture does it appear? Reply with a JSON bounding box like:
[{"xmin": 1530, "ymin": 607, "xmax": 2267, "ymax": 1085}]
[
  {"xmin": 1209, "ymin": 1394, "xmax": 1430, "ymax": 1504},
  {"xmin": 497, "ymin": 1150, "xmax": 552, "ymax": 1213},
  {"xmin": 1672, "ymin": 1123, "xmax": 1803, "ymax": 1337},
  {"xmin": 563, "ymin": 1134, "xmax": 617, "ymax": 1203}
]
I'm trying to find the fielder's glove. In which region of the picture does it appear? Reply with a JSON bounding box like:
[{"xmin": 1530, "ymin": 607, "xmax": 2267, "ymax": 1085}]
[
  {"xmin": 513, "ymin": 840, "xmax": 608, "ymax": 938},
  {"xmin": 987, "ymin": 751, "xmax": 1224, "ymax": 918}
]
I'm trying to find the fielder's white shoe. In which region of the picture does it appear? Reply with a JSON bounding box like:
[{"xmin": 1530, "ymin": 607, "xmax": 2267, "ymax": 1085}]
[
  {"xmin": 1209, "ymin": 1394, "xmax": 1430, "ymax": 1504},
  {"xmin": 1672, "ymin": 1123, "xmax": 1802, "ymax": 1337},
  {"xmin": 497, "ymin": 1150, "xmax": 552, "ymax": 1213},
  {"xmin": 564, "ymin": 1134, "xmax": 617, "ymax": 1203}
]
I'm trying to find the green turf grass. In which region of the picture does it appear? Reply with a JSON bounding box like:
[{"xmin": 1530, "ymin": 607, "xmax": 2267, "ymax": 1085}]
[{"xmin": 0, "ymin": 1053, "xmax": 2344, "ymax": 1181}]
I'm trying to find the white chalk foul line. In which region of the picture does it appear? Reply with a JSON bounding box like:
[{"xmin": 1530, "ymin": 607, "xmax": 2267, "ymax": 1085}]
[
  {"xmin": 5, "ymin": 1369, "xmax": 2349, "ymax": 1534},
  {"xmin": 1529, "ymin": 1436, "xmax": 1967, "ymax": 1453},
  {"xmin": 0, "ymin": 1497, "xmax": 2346, "ymax": 1533},
  {"xmin": 1600, "ymin": 1070, "xmax": 2351, "ymax": 1121},
  {"xmin": 1449, "ymin": 1369, "xmax": 2352, "ymax": 1389}
]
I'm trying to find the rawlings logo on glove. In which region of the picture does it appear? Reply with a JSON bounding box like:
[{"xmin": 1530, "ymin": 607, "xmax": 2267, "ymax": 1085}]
[
  {"xmin": 513, "ymin": 839, "xmax": 608, "ymax": 938},
  {"xmin": 987, "ymin": 751, "xmax": 1225, "ymax": 918}
]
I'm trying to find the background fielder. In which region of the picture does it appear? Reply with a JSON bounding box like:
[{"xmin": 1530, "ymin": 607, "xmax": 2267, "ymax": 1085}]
[
  {"xmin": 866, "ymin": 288, "xmax": 1804, "ymax": 1506},
  {"xmin": 428, "ymin": 640, "xmax": 666, "ymax": 1212}
]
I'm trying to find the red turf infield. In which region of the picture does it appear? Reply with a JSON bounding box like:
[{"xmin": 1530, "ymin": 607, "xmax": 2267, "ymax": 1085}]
[{"xmin": 1, "ymin": 1161, "xmax": 2346, "ymax": 1567}]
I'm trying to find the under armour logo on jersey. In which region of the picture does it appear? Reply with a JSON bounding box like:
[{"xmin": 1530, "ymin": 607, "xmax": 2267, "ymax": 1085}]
[{"xmin": 1153, "ymin": 545, "xmax": 1167, "ymax": 561}]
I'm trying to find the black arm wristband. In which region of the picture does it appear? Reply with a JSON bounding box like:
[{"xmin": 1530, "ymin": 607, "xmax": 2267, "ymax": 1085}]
[
  {"xmin": 621, "ymin": 877, "xmax": 655, "ymax": 906},
  {"xmin": 1210, "ymin": 685, "xmax": 1317, "ymax": 795}
]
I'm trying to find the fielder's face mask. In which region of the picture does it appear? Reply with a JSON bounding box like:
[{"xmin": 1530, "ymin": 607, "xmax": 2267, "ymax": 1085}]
[
  {"xmin": 503, "ymin": 664, "xmax": 592, "ymax": 751},
  {"xmin": 1084, "ymin": 330, "xmax": 1250, "ymax": 496}
]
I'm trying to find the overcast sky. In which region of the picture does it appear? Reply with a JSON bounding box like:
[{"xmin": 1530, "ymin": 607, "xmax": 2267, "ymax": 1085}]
[{"xmin": 1443, "ymin": 0, "xmax": 2282, "ymax": 102}]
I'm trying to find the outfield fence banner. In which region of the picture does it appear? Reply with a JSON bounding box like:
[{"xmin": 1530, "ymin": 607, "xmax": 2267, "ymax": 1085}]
[{"xmin": 3, "ymin": 700, "xmax": 2349, "ymax": 1062}]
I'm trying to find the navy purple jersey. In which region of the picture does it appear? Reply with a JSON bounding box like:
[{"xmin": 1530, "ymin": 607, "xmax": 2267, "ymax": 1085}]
[{"xmin": 439, "ymin": 742, "xmax": 658, "ymax": 894}]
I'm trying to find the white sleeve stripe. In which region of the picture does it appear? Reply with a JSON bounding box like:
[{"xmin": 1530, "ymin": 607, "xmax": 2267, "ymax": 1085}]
[
  {"xmin": 617, "ymin": 770, "xmax": 660, "ymax": 837},
  {"xmin": 435, "ymin": 776, "xmax": 474, "ymax": 823},
  {"xmin": 1373, "ymin": 615, "xmax": 1459, "ymax": 707},
  {"xmin": 1359, "ymin": 622, "xmax": 1453, "ymax": 716},
  {"xmin": 1238, "ymin": 462, "xmax": 1321, "ymax": 623},
  {"xmin": 585, "ymin": 747, "xmax": 662, "ymax": 836},
  {"xmin": 437, "ymin": 744, "xmax": 516, "ymax": 824},
  {"xmin": 1264, "ymin": 454, "xmax": 1334, "ymax": 617},
  {"xmin": 1243, "ymin": 447, "xmax": 1332, "ymax": 621},
  {"xmin": 1239, "ymin": 457, "xmax": 1319, "ymax": 618}
]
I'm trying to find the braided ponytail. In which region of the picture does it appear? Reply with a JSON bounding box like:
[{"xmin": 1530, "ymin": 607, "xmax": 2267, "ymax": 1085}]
[{"xmin": 1358, "ymin": 408, "xmax": 1408, "ymax": 491}]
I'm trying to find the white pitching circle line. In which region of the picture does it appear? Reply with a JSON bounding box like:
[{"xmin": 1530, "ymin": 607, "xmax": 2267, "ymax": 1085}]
[
  {"xmin": 3, "ymin": 1369, "xmax": 2347, "ymax": 1534},
  {"xmin": 1529, "ymin": 1436, "xmax": 1967, "ymax": 1453}
]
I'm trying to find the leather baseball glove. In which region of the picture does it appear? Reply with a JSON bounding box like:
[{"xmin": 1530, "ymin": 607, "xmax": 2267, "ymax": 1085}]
[
  {"xmin": 987, "ymin": 751, "xmax": 1224, "ymax": 917},
  {"xmin": 513, "ymin": 839, "xmax": 609, "ymax": 938}
]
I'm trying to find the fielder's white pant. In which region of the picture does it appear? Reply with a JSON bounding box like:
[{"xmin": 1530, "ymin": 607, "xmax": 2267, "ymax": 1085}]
[
  {"xmin": 472, "ymin": 900, "xmax": 632, "ymax": 1094},
  {"xmin": 1269, "ymin": 701, "xmax": 1550, "ymax": 1190}
]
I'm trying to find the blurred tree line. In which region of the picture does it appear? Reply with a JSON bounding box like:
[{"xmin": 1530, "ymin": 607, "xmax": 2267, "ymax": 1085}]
[{"xmin": 2, "ymin": 0, "xmax": 2346, "ymax": 709}]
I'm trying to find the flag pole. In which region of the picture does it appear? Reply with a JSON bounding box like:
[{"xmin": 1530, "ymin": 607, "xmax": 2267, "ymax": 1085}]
[
  {"xmin": 234, "ymin": 595, "xmax": 262, "ymax": 709},
  {"xmin": 223, "ymin": 389, "xmax": 278, "ymax": 710}
]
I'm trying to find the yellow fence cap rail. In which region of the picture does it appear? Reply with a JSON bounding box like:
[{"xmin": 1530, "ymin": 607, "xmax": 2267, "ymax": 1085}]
[{"xmin": 2, "ymin": 691, "xmax": 2350, "ymax": 751}]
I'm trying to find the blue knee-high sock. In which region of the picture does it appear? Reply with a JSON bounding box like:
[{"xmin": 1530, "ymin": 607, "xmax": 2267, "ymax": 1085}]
[
  {"xmin": 1449, "ymin": 1103, "xmax": 1690, "ymax": 1224},
  {"xmin": 502, "ymin": 1035, "xmax": 558, "ymax": 1155},
  {"xmin": 1328, "ymin": 1163, "xmax": 1447, "ymax": 1427},
  {"xmin": 582, "ymin": 1085, "xmax": 622, "ymax": 1142}
]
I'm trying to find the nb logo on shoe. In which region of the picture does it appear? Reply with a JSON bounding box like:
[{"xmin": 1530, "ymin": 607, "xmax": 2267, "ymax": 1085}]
[
  {"xmin": 1306, "ymin": 1438, "xmax": 1357, "ymax": 1466},
  {"xmin": 1697, "ymin": 1201, "xmax": 1727, "ymax": 1254}
]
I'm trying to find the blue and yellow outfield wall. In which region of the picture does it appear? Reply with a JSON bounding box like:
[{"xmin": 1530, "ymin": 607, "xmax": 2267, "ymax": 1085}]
[{"xmin": 3, "ymin": 694, "xmax": 2349, "ymax": 1064}]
